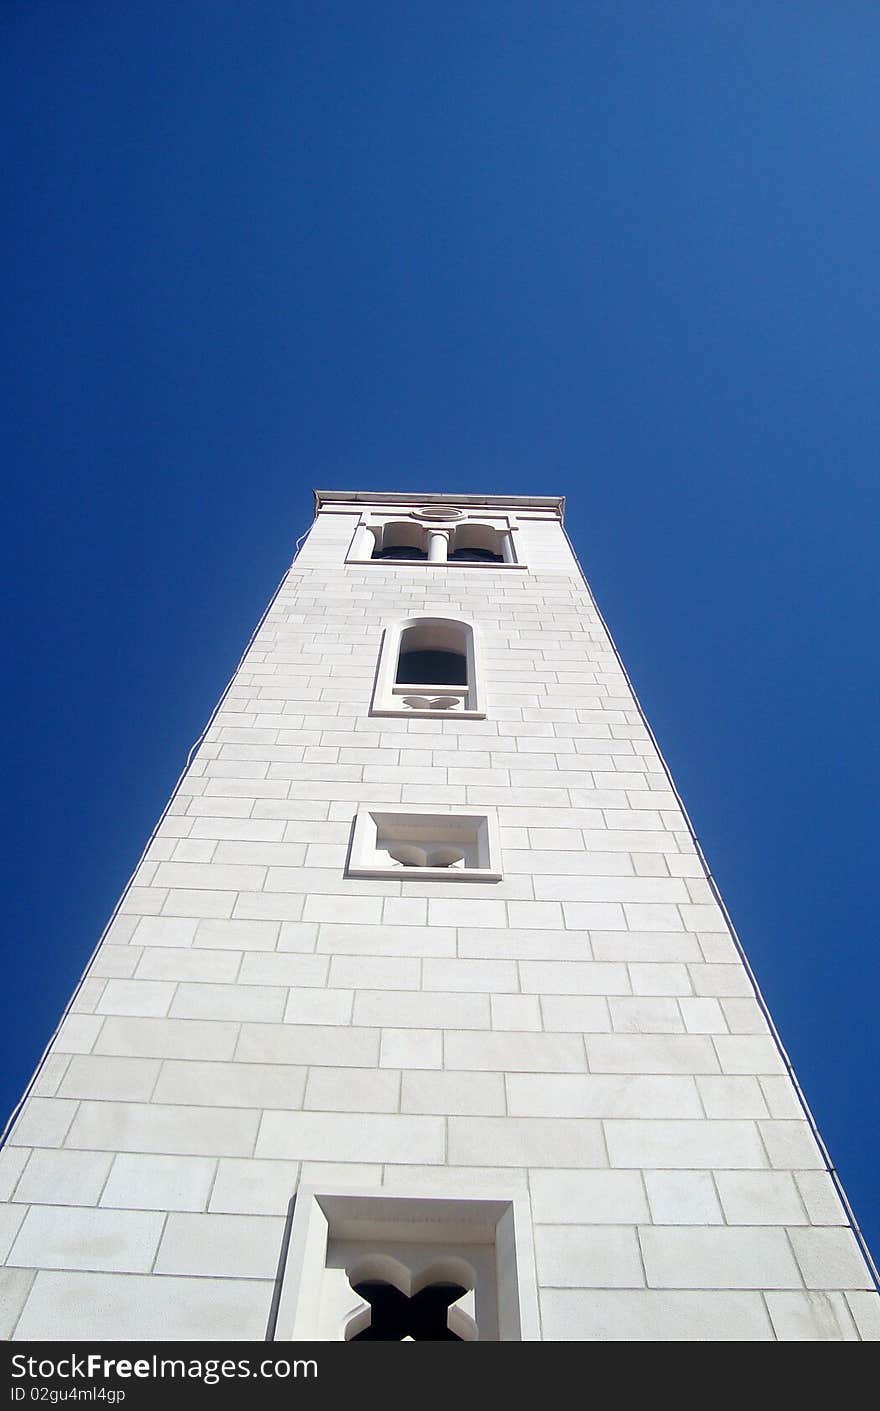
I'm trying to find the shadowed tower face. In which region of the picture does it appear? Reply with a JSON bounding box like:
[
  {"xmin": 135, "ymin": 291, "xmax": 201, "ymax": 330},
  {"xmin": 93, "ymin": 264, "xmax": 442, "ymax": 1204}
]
[{"xmin": 0, "ymin": 490, "xmax": 877, "ymax": 1343}]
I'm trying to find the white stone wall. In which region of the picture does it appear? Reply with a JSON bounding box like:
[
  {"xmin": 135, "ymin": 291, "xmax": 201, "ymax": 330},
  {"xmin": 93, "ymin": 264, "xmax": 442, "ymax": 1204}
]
[{"xmin": 1, "ymin": 495, "xmax": 877, "ymax": 1343}]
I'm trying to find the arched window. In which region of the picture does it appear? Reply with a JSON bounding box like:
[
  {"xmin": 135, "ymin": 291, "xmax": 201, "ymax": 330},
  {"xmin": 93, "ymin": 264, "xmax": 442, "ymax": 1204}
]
[
  {"xmin": 370, "ymin": 521, "xmax": 427, "ymax": 560},
  {"xmin": 346, "ymin": 510, "xmax": 525, "ymax": 567},
  {"xmin": 371, "ymin": 616, "xmax": 484, "ymax": 717},
  {"xmin": 447, "ymin": 522, "xmax": 506, "ymax": 563},
  {"xmin": 396, "ymin": 621, "xmax": 468, "ymax": 688}
]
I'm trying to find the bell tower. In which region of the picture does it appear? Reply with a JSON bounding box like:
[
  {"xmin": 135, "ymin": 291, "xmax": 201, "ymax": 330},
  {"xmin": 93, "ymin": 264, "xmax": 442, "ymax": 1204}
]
[{"xmin": 1, "ymin": 490, "xmax": 877, "ymax": 1341}]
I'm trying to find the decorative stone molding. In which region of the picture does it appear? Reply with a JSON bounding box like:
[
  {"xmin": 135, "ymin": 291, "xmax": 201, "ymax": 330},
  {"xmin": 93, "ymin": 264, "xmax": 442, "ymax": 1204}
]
[
  {"xmin": 370, "ymin": 615, "xmax": 485, "ymax": 719},
  {"xmin": 347, "ymin": 807, "xmax": 502, "ymax": 881},
  {"xmin": 273, "ymin": 1186, "xmax": 541, "ymax": 1342},
  {"xmin": 345, "ymin": 508, "xmax": 526, "ymax": 567}
]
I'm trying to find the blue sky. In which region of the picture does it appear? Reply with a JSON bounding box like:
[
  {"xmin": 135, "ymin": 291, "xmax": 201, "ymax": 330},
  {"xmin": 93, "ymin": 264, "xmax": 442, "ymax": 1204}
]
[{"xmin": 2, "ymin": 3, "xmax": 878, "ymax": 1258}]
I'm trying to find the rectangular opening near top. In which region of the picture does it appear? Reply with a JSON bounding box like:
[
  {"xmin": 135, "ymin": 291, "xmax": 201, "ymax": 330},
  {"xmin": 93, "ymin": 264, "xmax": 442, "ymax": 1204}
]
[
  {"xmin": 348, "ymin": 808, "xmax": 502, "ymax": 881},
  {"xmin": 274, "ymin": 1185, "xmax": 540, "ymax": 1342}
]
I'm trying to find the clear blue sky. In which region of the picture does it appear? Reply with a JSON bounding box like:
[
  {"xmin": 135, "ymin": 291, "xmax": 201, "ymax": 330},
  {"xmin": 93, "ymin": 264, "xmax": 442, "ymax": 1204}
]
[{"xmin": 2, "ymin": 3, "xmax": 878, "ymax": 1257}]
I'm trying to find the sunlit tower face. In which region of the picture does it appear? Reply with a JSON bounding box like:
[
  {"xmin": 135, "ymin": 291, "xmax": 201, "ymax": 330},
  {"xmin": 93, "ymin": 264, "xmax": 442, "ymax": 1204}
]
[{"xmin": 1, "ymin": 490, "xmax": 876, "ymax": 1343}]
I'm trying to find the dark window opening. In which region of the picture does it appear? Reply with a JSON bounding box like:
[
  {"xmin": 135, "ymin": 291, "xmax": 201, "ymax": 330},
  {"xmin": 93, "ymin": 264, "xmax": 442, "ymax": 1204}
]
[
  {"xmin": 372, "ymin": 544, "xmax": 428, "ymax": 561},
  {"xmin": 396, "ymin": 648, "xmax": 467, "ymax": 685},
  {"xmin": 349, "ymin": 1280, "xmax": 468, "ymax": 1341},
  {"xmin": 447, "ymin": 545, "xmax": 503, "ymax": 563}
]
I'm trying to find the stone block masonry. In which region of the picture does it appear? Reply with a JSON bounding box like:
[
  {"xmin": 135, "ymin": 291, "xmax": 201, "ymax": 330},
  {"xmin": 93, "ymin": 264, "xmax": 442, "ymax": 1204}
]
[{"xmin": 1, "ymin": 490, "xmax": 877, "ymax": 1342}]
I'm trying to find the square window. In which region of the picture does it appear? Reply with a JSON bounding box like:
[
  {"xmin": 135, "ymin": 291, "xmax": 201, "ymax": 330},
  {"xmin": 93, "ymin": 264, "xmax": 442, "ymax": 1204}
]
[
  {"xmin": 272, "ymin": 1186, "xmax": 540, "ymax": 1342},
  {"xmin": 348, "ymin": 807, "xmax": 502, "ymax": 881}
]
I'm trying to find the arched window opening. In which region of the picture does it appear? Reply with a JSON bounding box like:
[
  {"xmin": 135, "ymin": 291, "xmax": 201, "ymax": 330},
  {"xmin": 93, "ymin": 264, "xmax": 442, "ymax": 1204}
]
[
  {"xmin": 449, "ymin": 546, "xmax": 502, "ymax": 562},
  {"xmin": 375, "ymin": 543, "xmax": 428, "ymax": 560},
  {"xmin": 393, "ymin": 620, "xmax": 471, "ymax": 712},
  {"xmin": 371, "ymin": 616, "xmax": 485, "ymax": 718},
  {"xmin": 371, "ymin": 522, "xmax": 427, "ymax": 560},
  {"xmin": 447, "ymin": 523, "xmax": 505, "ymax": 563},
  {"xmin": 346, "ymin": 509, "xmax": 524, "ymax": 567}
]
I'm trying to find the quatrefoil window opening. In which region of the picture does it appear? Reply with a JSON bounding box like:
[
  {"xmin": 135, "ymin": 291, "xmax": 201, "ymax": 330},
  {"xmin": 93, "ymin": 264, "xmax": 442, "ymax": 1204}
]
[
  {"xmin": 275, "ymin": 1189, "xmax": 538, "ymax": 1341},
  {"xmin": 342, "ymin": 1257, "xmax": 478, "ymax": 1342},
  {"xmin": 346, "ymin": 1281, "xmax": 470, "ymax": 1341}
]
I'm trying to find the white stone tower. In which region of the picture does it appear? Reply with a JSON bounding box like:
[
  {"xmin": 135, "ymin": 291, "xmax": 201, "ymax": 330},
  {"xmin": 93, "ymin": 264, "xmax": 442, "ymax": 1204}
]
[{"xmin": 1, "ymin": 490, "xmax": 877, "ymax": 1342}]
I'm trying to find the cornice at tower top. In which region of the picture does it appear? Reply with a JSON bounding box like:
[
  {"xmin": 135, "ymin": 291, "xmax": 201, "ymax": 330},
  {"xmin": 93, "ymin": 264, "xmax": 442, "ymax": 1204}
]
[{"xmin": 313, "ymin": 489, "xmax": 565, "ymax": 519}]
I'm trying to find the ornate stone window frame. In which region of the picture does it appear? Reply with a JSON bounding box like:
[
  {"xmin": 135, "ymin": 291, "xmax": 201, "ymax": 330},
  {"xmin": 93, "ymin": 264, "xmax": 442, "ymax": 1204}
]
[
  {"xmin": 272, "ymin": 1185, "xmax": 541, "ymax": 1342},
  {"xmin": 370, "ymin": 615, "xmax": 485, "ymax": 719},
  {"xmin": 347, "ymin": 805, "xmax": 502, "ymax": 882},
  {"xmin": 345, "ymin": 507, "xmax": 527, "ymax": 568}
]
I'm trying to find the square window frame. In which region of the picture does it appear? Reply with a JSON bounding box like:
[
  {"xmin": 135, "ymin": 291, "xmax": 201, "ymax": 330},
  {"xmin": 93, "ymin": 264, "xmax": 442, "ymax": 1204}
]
[
  {"xmin": 347, "ymin": 806, "xmax": 503, "ymax": 882},
  {"xmin": 272, "ymin": 1184, "xmax": 541, "ymax": 1342}
]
